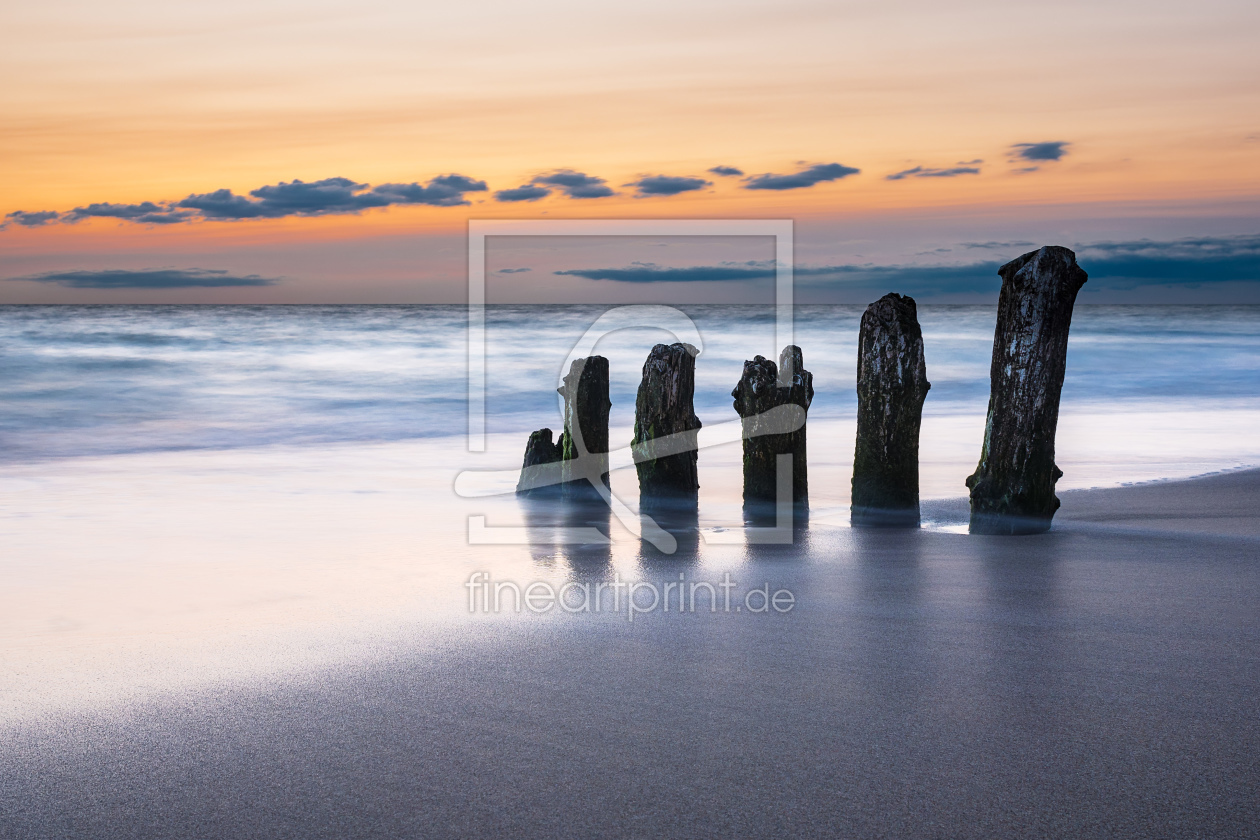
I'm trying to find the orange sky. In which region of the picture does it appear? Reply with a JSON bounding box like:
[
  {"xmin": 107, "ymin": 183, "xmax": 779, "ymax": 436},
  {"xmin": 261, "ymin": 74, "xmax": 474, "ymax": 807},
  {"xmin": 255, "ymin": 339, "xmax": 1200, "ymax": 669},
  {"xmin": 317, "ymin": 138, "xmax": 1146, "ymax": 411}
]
[{"xmin": 2, "ymin": 0, "xmax": 1258, "ymax": 302}]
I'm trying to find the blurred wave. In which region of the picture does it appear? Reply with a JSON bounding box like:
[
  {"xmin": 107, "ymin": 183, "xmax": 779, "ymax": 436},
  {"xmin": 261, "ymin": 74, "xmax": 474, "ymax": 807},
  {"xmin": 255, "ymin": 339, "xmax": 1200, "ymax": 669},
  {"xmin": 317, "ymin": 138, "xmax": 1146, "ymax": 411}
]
[{"xmin": 1, "ymin": 304, "xmax": 1257, "ymax": 466}]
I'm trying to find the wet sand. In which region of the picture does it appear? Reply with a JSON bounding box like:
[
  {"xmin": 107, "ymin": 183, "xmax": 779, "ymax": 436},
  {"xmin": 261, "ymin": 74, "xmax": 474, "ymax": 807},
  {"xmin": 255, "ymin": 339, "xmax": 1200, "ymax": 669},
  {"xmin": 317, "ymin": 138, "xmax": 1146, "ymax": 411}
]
[{"xmin": 2, "ymin": 469, "xmax": 1258, "ymax": 839}]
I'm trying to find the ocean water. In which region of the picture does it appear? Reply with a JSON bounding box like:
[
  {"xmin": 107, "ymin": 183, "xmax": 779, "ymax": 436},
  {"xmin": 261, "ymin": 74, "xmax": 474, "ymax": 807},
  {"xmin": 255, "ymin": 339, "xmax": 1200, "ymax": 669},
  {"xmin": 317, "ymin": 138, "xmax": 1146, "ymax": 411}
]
[
  {"xmin": 1, "ymin": 303, "xmax": 1259, "ymax": 718},
  {"xmin": 1, "ymin": 304, "xmax": 1258, "ymax": 484}
]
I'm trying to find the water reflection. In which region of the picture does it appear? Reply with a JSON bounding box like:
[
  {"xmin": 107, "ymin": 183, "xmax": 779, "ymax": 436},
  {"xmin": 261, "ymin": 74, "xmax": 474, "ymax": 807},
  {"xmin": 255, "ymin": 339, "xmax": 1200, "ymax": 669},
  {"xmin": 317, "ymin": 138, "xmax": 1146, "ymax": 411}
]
[
  {"xmin": 738, "ymin": 499, "xmax": 811, "ymax": 560},
  {"xmin": 851, "ymin": 528, "xmax": 927, "ymax": 592},
  {"xmin": 560, "ymin": 499, "xmax": 613, "ymax": 575},
  {"xmin": 973, "ymin": 534, "xmax": 1063, "ymax": 614},
  {"xmin": 638, "ymin": 498, "xmax": 701, "ymax": 570},
  {"xmin": 842, "ymin": 529, "xmax": 933, "ymax": 719},
  {"xmin": 965, "ymin": 535, "xmax": 1077, "ymax": 753},
  {"xmin": 519, "ymin": 496, "xmax": 612, "ymax": 573}
]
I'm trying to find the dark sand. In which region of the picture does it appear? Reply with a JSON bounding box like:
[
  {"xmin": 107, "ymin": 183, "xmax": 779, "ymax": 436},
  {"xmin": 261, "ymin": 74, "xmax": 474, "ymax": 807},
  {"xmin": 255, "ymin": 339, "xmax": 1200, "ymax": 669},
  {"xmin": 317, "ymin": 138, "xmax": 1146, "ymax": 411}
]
[{"xmin": 2, "ymin": 470, "xmax": 1259, "ymax": 839}]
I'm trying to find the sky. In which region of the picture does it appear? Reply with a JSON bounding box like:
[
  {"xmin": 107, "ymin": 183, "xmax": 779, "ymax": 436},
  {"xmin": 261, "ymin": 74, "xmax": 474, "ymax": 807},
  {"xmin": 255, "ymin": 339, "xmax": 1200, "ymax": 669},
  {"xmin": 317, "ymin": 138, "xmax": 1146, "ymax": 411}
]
[{"xmin": 1, "ymin": 0, "xmax": 1258, "ymax": 303}]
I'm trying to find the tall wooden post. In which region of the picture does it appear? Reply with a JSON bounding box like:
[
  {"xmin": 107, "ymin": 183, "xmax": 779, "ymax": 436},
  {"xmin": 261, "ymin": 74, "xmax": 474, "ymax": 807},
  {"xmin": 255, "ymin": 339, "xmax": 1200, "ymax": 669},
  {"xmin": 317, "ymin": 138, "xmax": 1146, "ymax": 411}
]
[
  {"xmin": 966, "ymin": 246, "xmax": 1087, "ymax": 535},
  {"xmin": 731, "ymin": 346, "xmax": 813, "ymax": 506},
  {"xmin": 851, "ymin": 293, "xmax": 931, "ymax": 527},
  {"xmin": 633, "ymin": 343, "xmax": 702, "ymax": 500},
  {"xmin": 558, "ymin": 355, "xmax": 611, "ymax": 500},
  {"xmin": 516, "ymin": 429, "xmax": 563, "ymax": 498}
]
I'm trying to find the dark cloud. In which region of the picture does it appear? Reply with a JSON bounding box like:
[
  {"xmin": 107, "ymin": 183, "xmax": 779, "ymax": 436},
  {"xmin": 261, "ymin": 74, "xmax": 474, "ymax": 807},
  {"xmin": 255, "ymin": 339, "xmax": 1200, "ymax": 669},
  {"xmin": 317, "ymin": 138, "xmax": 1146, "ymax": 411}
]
[
  {"xmin": 530, "ymin": 170, "xmax": 615, "ymax": 198},
  {"xmin": 8, "ymin": 268, "xmax": 280, "ymax": 289},
  {"xmin": 494, "ymin": 185, "xmax": 551, "ymax": 202},
  {"xmin": 497, "ymin": 267, "xmax": 532, "ymax": 274},
  {"xmin": 886, "ymin": 165, "xmax": 981, "ymax": 181},
  {"xmin": 549, "ymin": 235, "xmax": 1260, "ymax": 296},
  {"xmin": 555, "ymin": 259, "xmax": 995, "ymax": 294},
  {"xmin": 184, "ymin": 175, "xmax": 488, "ymax": 219},
  {"xmin": 5, "ymin": 174, "xmax": 491, "ymax": 228},
  {"xmin": 628, "ymin": 175, "xmax": 711, "ymax": 197},
  {"xmin": 794, "ymin": 263, "xmax": 1006, "ymax": 295},
  {"xmin": 886, "ymin": 168, "xmax": 923, "ymax": 181},
  {"xmin": 958, "ymin": 159, "xmax": 984, "ymax": 165},
  {"xmin": 64, "ymin": 202, "xmax": 194, "ymax": 224},
  {"xmin": 960, "ymin": 240, "xmax": 1037, "ymax": 249},
  {"xmin": 742, "ymin": 163, "xmax": 860, "ymax": 190},
  {"xmin": 1076, "ymin": 234, "xmax": 1260, "ymax": 285},
  {"xmin": 1011, "ymin": 142, "xmax": 1069, "ymax": 162},
  {"xmin": 1079, "ymin": 235, "xmax": 1260, "ymax": 258},
  {"xmin": 708, "ymin": 166, "xmax": 744, "ymax": 177},
  {"xmin": 557, "ymin": 261, "xmax": 774, "ymax": 283},
  {"xmin": 429, "ymin": 174, "xmax": 487, "ymax": 193},
  {"xmin": 178, "ymin": 189, "xmax": 271, "ymax": 219},
  {"xmin": 3, "ymin": 210, "xmax": 61, "ymax": 228},
  {"xmin": 372, "ymin": 174, "xmax": 488, "ymax": 207},
  {"xmin": 245, "ymin": 177, "xmax": 384, "ymax": 215}
]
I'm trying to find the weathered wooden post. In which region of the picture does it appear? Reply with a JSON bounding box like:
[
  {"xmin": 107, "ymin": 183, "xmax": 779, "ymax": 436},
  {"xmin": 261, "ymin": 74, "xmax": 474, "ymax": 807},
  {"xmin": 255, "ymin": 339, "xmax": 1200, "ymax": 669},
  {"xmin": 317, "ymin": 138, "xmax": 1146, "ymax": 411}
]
[
  {"xmin": 516, "ymin": 355, "xmax": 610, "ymax": 500},
  {"xmin": 779, "ymin": 345, "xmax": 813, "ymax": 506},
  {"xmin": 966, "ymin": 246, "xmax": 1087, "ymax": 535},
  {"xmin": 851, "ymin": 293, "xmax": 931, "ymax": 527},
  {"xmin": 558, "ymin": 355, "xmax": 611, "ymax": 500},
  {"xmin": 633, "ymin": 343, "xmax": 702, "ymax": 500},
  {"xmin": 731, "ymin": 346, "xmax": 813, "ymax": 506},
  {"xmin": 516, "ymin": 428, "xmax": 563, "ymax": 498}
]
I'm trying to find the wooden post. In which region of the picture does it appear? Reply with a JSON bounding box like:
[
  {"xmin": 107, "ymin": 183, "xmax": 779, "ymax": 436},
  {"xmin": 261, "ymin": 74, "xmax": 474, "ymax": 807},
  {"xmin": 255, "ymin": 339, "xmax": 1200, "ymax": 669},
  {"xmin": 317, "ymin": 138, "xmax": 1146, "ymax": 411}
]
[
  {"xmin": 851, "ymin": 293, "xmax": 931, "ymax": 527},
  {"xmin": 558, "ymin": 355, "xmax": 611, "ymax": 500},
  {"xmin": 632, "ymin": 343, "xmax": 702, "ymax": 500},
  {"xmin": 779, "ymin": 345, "xmax": 813, "ymax": 506},
  {"xmin": 516, "ymin": 428, "xmax": 563, "ymax": 498},
  {"xmin": 966, "ymin": 246, "xmax": 1088, "ymax": 535},
  {"xmin": 731, "ymin": 346, "xmax": 813, "ymax": 506}
]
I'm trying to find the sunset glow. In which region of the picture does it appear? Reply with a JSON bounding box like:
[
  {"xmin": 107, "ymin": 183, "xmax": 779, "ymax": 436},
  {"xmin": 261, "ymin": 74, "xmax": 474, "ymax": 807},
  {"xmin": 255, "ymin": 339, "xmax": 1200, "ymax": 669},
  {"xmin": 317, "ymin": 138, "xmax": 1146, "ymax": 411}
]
[{"xmin": 3, "ymin": 0, "xmax": 1258, "ymax": 301}]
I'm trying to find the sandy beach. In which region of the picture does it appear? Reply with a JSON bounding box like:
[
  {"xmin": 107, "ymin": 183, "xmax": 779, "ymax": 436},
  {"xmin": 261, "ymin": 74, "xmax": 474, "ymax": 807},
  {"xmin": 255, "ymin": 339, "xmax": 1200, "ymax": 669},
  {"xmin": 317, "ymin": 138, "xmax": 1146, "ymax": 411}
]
[{"xmin": 2, "ymin": 467, "xmax": 1257, "ymax": 839}]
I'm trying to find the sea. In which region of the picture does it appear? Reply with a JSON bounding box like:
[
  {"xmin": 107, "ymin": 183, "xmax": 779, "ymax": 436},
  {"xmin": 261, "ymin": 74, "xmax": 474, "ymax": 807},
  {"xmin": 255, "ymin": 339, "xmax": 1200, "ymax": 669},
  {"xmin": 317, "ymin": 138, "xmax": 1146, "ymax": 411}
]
[
  {"xmin": 2, "ymin": 303, "xmax": 1259, "ymax": 716},
  {"xmin": 2, "ymin": 303, "xmax": 1257, "ymax": 484}
]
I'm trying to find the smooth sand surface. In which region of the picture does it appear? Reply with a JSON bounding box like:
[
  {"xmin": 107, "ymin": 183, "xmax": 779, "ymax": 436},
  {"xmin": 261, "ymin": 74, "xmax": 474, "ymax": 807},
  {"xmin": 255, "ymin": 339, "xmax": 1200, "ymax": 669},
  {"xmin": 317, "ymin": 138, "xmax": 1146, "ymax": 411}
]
[{"xmin": 2, "ymin": 469, "xmax": 1258, "ymax": 839}]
